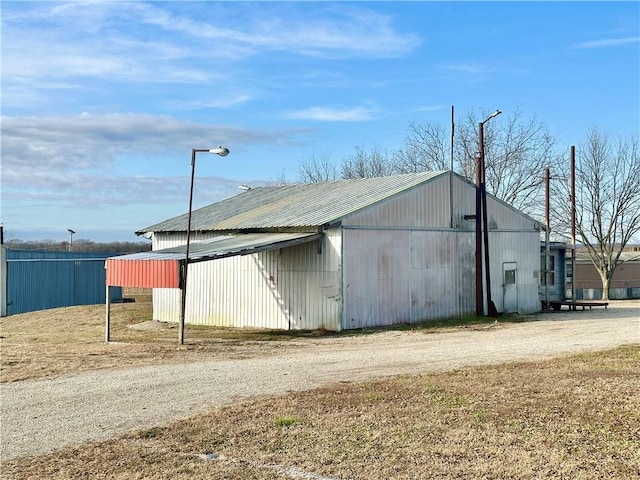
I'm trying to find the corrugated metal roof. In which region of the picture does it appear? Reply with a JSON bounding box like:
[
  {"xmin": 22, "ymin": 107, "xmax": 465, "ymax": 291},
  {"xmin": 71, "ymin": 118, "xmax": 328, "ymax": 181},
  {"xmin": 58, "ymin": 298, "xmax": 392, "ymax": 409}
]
[
  {"xmin": 575, "ymin": 251, "xmax": 640, "ymax": 263},
  {"xmin": 137, "ymin": 171, "xmax": 445, "ymax": 234},
  {"xmin": 106, "ymin": 232, "xmax": 321, "ymax": 288},
  {"xmin": 109, "ymin": 232, "xmax": 322, "ymax": 264}
]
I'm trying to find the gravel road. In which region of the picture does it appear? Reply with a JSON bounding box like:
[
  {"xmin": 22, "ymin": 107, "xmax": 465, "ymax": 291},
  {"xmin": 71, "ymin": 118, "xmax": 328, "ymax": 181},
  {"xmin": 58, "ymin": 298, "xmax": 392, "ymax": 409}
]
[{"xmin": 1, "ymin": 302, "xmax": 639, "ymax": 461}]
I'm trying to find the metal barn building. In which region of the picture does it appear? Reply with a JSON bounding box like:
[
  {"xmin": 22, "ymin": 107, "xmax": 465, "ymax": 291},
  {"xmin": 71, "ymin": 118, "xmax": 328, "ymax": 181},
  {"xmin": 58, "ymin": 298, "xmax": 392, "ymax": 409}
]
[
  {"xmin": 1, "ymin": 247, "xmax": 122, "ymax": 316},
  {"xmin": 108, "ymin": 172, "xmax": 544, "ymax": 330}
]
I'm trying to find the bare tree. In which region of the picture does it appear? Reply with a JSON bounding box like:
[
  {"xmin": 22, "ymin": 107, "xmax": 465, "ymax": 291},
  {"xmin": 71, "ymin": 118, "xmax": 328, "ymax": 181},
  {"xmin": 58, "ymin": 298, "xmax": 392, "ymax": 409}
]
[
  {"xmin": 298, "ymin": 151, "xmax": 338, "ymax": 183},
  {"xmin": 392, "ymin": 107, "xmax": 558, "ymax": 218},
  {"xmin": 394, "ymin": 120, "xmax": 450, "ymax": 172},
  {"xmin": 340, "ymin": 145, "xmax": 396, "ymax": 179},
  {"xmin": 456, "ymin": 107, "xmax": 560, "ymax": 217},
  {"xmin": 294, "ymin": 106, "xmax": 558, "ymax": 216},
  {"xmin": 553, "ymin": 129, "xmax": 640, "ymax": 300}
]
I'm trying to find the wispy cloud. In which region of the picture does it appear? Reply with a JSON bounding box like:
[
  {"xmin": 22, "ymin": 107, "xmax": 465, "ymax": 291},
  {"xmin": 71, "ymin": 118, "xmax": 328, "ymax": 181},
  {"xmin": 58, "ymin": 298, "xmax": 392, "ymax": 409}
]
[
  {"xmin": 414, "ymin": 105, "xmax": 446, "ymax": 113},
  {"xmin": 135, "ymin": 3, "xmax": 421, "ymax": 59},
  {"xmin": 285, "ymin": 106, "xmax": 376, "ymax": 122},
  {"xmin": 440, "ymin": 62, "xmax": 494, "ymax": 75},
  {"xmin": 2, "ymin": 2, "xmax": 419, "ymax": 114},
  {"xmin": 1, "ymin": 113, "xmax": 310, "ymax": 207},
  {"xmin": 571, "ymin": 36, "xmax": 640, "ymax": 49}
]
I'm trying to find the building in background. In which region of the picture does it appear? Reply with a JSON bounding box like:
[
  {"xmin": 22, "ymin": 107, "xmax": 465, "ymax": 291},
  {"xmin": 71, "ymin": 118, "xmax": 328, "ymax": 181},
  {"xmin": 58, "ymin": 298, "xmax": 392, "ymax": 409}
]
[
  {"xmin": 574, "ymin": 248, "xmax": 640, "ymax": 300},
  {"xmin": 1, "ymin": 249, "xmax": 121, "ymax": 316}
]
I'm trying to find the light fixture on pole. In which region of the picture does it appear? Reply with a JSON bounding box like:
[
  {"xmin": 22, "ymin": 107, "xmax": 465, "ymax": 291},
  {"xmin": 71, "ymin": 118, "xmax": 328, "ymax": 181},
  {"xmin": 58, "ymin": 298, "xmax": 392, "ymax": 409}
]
[
  {"xmin": 67, "ymin": 228, "xmax": 76, "ymax": 252},
  {"xmin": 179, "ymin": 146, "xmax": 230, "ymax": 345},
  {"xmin": 475, "ymin": 110, "xmax": 501, "ymax": 317}
]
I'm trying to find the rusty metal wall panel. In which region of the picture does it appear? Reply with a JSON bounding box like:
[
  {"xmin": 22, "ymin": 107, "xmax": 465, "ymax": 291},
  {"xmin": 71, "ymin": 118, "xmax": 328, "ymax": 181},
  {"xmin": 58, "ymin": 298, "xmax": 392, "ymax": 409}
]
[
  {"xmin": 106, "ymin": 258, "xmax": 180, "ymax": 288},
  {"xmin": 278, "ymin": 228, "xmax": 342, "ymax": 330}
]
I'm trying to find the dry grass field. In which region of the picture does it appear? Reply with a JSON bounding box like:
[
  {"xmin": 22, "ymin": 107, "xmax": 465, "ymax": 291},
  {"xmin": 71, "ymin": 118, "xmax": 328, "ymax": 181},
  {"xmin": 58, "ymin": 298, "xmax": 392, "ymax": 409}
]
[
  {"xmin": 0, "ymin": 292, "xmax": 515, "ymax": 383},
  {"xmin": 0, "ymin": 294, "xmax": 318, "ymax": 383},
  {"xmin": 2, "ymin": 296, "xmax": 639, "ymax": 478},
  {"xmin": 3, "ymin": 345, "xmax": 639, "ymax": 479}
]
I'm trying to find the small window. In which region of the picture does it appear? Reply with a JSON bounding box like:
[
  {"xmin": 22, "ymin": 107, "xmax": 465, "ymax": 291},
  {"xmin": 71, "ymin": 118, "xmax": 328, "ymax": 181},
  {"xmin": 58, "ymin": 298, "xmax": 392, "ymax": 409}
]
[{"xmin": 505, "ymin": 269, "xmax": 516, "ymax": 285}]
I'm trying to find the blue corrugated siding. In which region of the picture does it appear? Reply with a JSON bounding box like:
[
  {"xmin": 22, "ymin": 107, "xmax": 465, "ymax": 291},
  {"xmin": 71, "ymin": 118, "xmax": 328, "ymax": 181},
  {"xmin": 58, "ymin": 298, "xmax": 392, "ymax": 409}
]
[{"xmin": 5, "ymin": 250, "xmax": 122, "ymax": 315}]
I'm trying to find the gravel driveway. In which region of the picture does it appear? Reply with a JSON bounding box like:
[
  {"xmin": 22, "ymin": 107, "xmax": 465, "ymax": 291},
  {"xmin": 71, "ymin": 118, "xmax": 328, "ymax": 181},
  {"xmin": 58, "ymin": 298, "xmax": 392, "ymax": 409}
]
[{"xmin": 2, "ymin": 302, "xmax": 639, "ymax": 461}]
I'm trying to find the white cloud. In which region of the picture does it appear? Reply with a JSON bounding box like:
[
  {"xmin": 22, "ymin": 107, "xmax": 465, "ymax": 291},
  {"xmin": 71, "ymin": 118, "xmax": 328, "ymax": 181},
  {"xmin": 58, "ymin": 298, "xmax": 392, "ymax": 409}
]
[
  {"xmin": 285, "ymin": 106, "xmax": 376, "ymax": 122},
  {"xmin": 133, "ymin": 2, "xmax": 421, "ymax": 59},
  {"xmin": 440, "ymin": 63, "xmax": 494, "ymax": 75},
  {"xmin": 570, "ymin": 36, "xmax": 640, "ymax": 49},
  {"xmin": 415, "ymin": 105, "xmax": 446, "ymax": 113},
  {"xmin": 1, "ymin": 113, "xmax": 310, "ymax": 208}
]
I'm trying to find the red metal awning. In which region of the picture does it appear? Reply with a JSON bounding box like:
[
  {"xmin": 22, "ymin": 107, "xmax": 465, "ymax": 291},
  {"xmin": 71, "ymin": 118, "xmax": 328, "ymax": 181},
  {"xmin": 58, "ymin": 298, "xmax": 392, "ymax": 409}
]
[
  {"xmin": 105, "ymin": 232, "xmax": 322, "ymax": 288},
  {"xmin": 106, "ymin": 257, "xmax": 181, "ymax": 288}
]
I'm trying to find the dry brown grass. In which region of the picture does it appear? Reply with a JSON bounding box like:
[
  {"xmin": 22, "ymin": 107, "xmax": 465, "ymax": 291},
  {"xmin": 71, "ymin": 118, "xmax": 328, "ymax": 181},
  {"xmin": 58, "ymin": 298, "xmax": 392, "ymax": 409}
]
[
  {"xmin": 0, "ymin": 293, "xmax": 516, "ymax": 383},
  {"xmin": 0, "ymin": 297, "xmax": 313, "ymax": 383},
  {"xmin": 3, "ymin": 345, "xmax": 639, "ymax": 479}
]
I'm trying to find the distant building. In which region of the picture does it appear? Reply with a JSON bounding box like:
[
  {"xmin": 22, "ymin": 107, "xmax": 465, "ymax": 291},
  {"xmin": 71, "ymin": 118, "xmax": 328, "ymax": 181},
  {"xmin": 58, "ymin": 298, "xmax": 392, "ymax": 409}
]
[
  {"xmin": 539, "ymin": 242, "xmax": 640, "ymax": 302},
  {"xmin": 1, "ymin": 248, "xmax": 121, "ymax": 316},
  {"xmin": 575, "ymin": 248, "xmax": 640, "ymax": 300},
  {"xmin": 108, "ymin": 172, "xmax": 545, "ymax": 330}
]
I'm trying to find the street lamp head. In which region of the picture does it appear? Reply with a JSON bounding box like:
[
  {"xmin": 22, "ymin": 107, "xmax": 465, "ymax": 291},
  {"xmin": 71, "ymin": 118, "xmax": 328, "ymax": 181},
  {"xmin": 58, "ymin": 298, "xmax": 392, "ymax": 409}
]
[
  {"xmin": 483, "ymin": 110, "xmax": 502, "ymax": 123},
  {"xmin": 209, "ymin": 146, "xmax": 230, "ymax": 157}
]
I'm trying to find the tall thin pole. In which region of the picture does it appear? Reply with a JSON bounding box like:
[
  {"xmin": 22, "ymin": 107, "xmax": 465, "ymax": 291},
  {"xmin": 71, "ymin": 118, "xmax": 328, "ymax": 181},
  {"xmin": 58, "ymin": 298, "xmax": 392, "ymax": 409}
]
[
  {"xmin": 475, "ymin": 123, "xmax": 484, "ymax": 316},
  {"xmin": 480, "ymin": 126, "xmax": 498, "ymax": 317},
  {"xmin": 449, "ymin": 105, "xmax": 455, "ymax": 229},
  {"xmin": 105, "ymin": 285, "xmax": 111, "ymax": 342},
  {"xmin": 544, "ymin": 167, "xmax": 550, "ymax": 309},
  {"xmin": 180, "ymin": 149, "xmax": 198, "ymax": 345},
  {"xmin": 570, "ymin": 146, "xmax": 576, "ymax": 302},
  {"xmin": 475, "ymin": 110, "xmax": 501, "ymax": 317},
  {"xmin": 179, "ymin": 146, "xmax": 229, "ymax": 345}
]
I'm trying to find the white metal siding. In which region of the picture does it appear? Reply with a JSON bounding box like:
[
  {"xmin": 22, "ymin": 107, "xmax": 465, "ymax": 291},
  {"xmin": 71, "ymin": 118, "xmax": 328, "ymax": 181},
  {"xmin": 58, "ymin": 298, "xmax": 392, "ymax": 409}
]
[
  {"xmin": 344, "ymin": 175, "xmax": 452, "ymax": 228},
  {"xmin": 487, "ymin": 231, "xmax": 541, "ymax": 314},
  {"xmin": 149, "ymin": 173, "xmax": 541, "ymax": 330},
  {"xmin": 151, "ymin": 229, "xmax": 342, "ymax": 330},
  {"xmin": 342, "ymin": 229, "xmax": 476, "ymax": 328}
]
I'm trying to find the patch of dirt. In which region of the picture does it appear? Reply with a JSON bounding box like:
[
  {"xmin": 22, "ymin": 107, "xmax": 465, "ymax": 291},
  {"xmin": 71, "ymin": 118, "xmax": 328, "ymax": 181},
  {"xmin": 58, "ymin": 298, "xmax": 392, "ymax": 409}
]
[{"xmin": 128, "ymin": 321, "xmax": 174, "ymax": 331}]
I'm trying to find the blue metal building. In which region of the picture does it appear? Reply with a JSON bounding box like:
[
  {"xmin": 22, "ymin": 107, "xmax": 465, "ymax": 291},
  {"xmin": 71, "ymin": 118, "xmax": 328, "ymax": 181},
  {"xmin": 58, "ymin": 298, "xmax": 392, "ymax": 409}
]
[{"xmin": 1, "ymin": 249, "xmax": 122, "ymax": 316}]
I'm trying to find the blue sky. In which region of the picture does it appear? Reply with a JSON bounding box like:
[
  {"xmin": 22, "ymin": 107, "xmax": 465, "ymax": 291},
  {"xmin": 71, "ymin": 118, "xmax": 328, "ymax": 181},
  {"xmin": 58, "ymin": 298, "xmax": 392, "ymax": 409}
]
[{"xmin": 2, "ymin": 1, "xmax": 639, "ymax": 242}]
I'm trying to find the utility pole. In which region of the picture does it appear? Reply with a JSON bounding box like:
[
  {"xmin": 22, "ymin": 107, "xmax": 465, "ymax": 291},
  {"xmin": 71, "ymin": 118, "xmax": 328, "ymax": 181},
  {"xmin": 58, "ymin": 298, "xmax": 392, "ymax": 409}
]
[
  {"xmin": 475, "ymin": 110, "xmax": 501, "ymax": 317},
  {"xmin": 544, "ymin": 168, "xmax": 551, "ymax": 309}
]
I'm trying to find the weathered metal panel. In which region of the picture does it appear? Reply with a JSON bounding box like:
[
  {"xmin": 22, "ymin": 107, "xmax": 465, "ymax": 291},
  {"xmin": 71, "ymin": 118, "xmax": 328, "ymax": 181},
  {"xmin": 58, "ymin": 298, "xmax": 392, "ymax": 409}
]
[
  {"xmin": 278, "ymin": 228, "xmax": 342, "ymax": 330},
  {"xmin": 342, "ymin": 228, "xmax": 477, "ymax": 329},
  {"xmin": 139, "ymin": 171, "xmax": 445, "ymax": 234},
  {"xmin": 152, "ymin": 229, "xmax": 343, "ymax": 330},
  {"xmin": 5, "ymin": 250, "xmax": 121, "ymax": 315},
  {"xmin": 1, "ymin": 246, "xmax": 6, "ymax": 317},
  {"xmin": 106, "ymin": 258, "xmax": 180, "ymax": 288},
  {"xmin": 151, "ymin": 233, "xmax": 186, "ymax": 323},
  {"xmin": 344, "ymin": 174, "xmax": 451, "ymax": 228},
  {"xmin": 486, "ymin": 231, "xmax": 541, "ymax": 314}
]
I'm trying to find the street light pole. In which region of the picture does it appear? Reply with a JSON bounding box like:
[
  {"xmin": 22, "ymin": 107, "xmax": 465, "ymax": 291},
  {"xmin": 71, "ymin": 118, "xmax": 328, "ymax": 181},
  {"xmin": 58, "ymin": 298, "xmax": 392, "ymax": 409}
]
[
  {"xmin": 67, "ymin": 228, "xmax": 75, "ymax": 252},
  {"xmin": 179, "ymin": 146, "xmax": 230, "ymax": 345},
  {"xmin": 476, "ymin": 110, "xmax": 501, "ymax": 317}
]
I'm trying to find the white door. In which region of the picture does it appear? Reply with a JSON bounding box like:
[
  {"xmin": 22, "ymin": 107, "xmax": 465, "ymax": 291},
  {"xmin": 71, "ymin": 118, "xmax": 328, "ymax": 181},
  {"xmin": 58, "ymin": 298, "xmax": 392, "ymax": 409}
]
[{"xmin": 503, "ymin": 262, "xmax": 518, "ymax": 313}]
